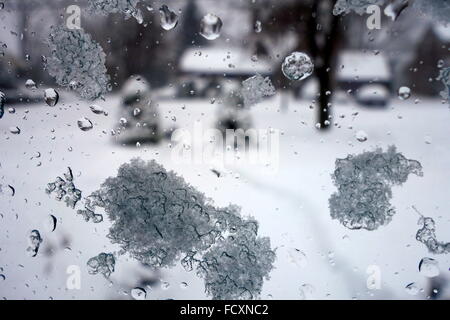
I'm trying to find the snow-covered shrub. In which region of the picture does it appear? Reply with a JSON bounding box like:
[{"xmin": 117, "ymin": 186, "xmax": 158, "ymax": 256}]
[
  {"xmin": 329, "ymin": 146, "xmax": 423, "ymax": 230},
  {"xmin": 46, "ymin": 25, "xmax": 110, "ymax": 100},
  {"xmin": 83, "ymin": 159, "xmax": 275, "ymax": 298},
  {"xmin": 87, "ymin": 253, "xmax": 115, "ymax": 278},
  {"xmin": 416, "ymin": 216, "xmax": 450, "ymax": 254}
]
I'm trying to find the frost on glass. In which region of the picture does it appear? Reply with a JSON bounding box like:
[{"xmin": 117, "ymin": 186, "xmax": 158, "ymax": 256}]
[
  {"xmin": 416, "ymin": 216, "xmax": 450, "ymax": 254},
  {"xmin": 412, "ymin": 0, "xmax": 450, "ymax": 26},
  {"xmin": 333, "ymin": 0, "xmax": 385, "ymax": 15},
  {"xmin": 241, "ymin": 74, "xmax": 276, "ymax": 107},
  {"xmin": 46, "ymin": 25, "xmax": 110, "ymax": 100},
  {"xmin": 329, "ymin": 146, "xmax": 423, "ymax": 230},
  {"xmin": 87, "ymin": 253, "xmax": 115, "ymax": 278},
  {"xmin": 87, "ymin": 0, "xmax": 143, "ymax": 23},
  {"xmin": 437, "ymin": 67, "xmax": 450, "ymax": 103},
  {"xmin": 82, "ymin": 159, "xmax": 275, "ymax": 299},
  {"xmin": 45, "ymin": 167, "xmax": 82, "ymax": 209}
]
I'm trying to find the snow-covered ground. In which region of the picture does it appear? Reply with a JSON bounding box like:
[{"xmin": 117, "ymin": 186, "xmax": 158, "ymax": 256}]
[{"xmin": 0, "ymin": 91, "xmax": 449, "ymax": 300}]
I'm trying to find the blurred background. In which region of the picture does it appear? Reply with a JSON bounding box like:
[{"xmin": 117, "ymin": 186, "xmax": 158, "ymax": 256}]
[{"xmin": 0, "ymin": 0, "xmax": 450, "ymax": 300}]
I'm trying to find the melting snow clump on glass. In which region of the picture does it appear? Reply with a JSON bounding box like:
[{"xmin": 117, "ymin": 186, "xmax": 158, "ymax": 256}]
[
  {"xmin": 333, "ymin": 0, "xmax": 385, "ymax": 15},
  {"xmin": 87, "ymin": 253, "xmax": 115, "ymax": 278},
  {"xmin": 46, "ymin": 167, "xmax": 82, "ymax": 209},
  {"xmin": 46, "ymin": 25, "xmax": 110, "ymax": 100},
  {"xmin": 27, "ymin": 230, "xmax": 43, "ymax": 257},
  {"xmin": 241, "ymin": 74, "xmax": 276, "ymax": 107},
  {"xmin": 87, "ymin": 0, "xmax": 143, "ymax": 23},
  {"xmin": 416, "ymin": 216, "xmax": 450, "ymax": 254},
  {"xmin": 83, "ymin": 158, "xmax": 275, "ymax": 299},
  {"xmin": 329, "ymin": 146, "xmax": 423, "ymax": 230},
  {"xmin": 438, "ymin": 67, "xmax": 450, "ymax": 103}
]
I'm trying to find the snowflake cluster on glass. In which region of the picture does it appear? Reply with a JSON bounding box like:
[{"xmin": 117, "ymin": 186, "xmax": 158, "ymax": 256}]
[
  {"xmin": 82, "ymin": 158, "xmax": 275, "ymax": 299},
  {"xmin": 333, "ymin": 0, "xmax": 385, "ymax": 15},
  {"xmin": 241, "ymin": 74, "xmax": 276, "ymax": 107},
  {"xmin": 412, "ymin": 0, "xmax": 450, "ymax": 26},
  {"xmin": 329, "ymin": 146, "xmax": 423, "ymax": 230},
  {"xmin": 45, "ymin": 167, "xmax": 82, "ymax": 209},
  {"xmin": 87, "ymin": 253, "xmax": 116, "ymax": 278},
  {"xmin": 87, "ymin": 0, "xmax": 143, "ymax": 23},
  {"xmin": 416, "ymin": 216, "xmax": 450, "ymax": 254},
  {"xmin": 46, "ymin": 25, "xmax": 110, "ymax": 100},
  {"xmin": 438, "ymin": 67, "xmax": 450, "ymax": 103}
]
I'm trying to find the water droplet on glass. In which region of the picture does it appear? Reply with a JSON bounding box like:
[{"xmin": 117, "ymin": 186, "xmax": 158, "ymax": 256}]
[
  {"xmin": 119, "ymin": 117, "xmax": 127, "ymax": 126},
  {"xmin": 355, "ymin": 130, "xmax": 368, "ymax": 142},
  {"xmin": 200, "ymin": 14, "xmax": 223, "ymax": 40},
  {"xmin": 405, "ymin": 282, "xmax": 420, "ymax": 295},
  {"xmin": 27, "ymin": 230, "xmax": 42, "ymax": 257},
  {"xmin": 43, "ymin": 215, "xmax": 57, "ymax": 232},
  {"xmin": 180, "ymin": 282, "xmax": 188, "ymax": 289},
  {"xmin": 131, "ymin": 287, "xmax": 146, "ymax": 300},
  {"xmin": 161, "ymin": 281, "xmax": 170, "ymax": 290},
  {"xmin": 398, "ymin": 86, "xmax": 411, "ymax": 100},
  {"xmin": 44, "ymin": 88, "xmax": 59, "ymax": 107},
  {"xmin": 419, "ymin": 257, "xmax": 439, "ymax": 278},
  {"xmin": 90, "ymin": 104, "xmax": 107, "ymax": 115},
  {"xmin": 77, "ymin": 117, "xmax": 93, "ymax": 131},
  {"xmin": 254, "ymin": 20, "xmax": 262, "ymax": 33},
  {"xmin": 25, "ymin": 79, "xmax": 37, "ymax": 90},
  {"xmin": 133, "ymin": 108, "xmax": 141, "ymax": 117},
  {"xmin": 159, "ymin": 5, "xmax": 178, "ymax": 30},
  {"xmin": 0, "ymin": 91, "xmax": 5, "ymax": 119},
  {"xmin": 282, "ymin": 52, "xmax": 314, "ymax": 81},
  {"xmin": 9, "ymin": 126, "xmax": 20, "ymax": 134},
  {"xmin": 287, "ymin": 248, "xmax": 308, "ymax": 268}
]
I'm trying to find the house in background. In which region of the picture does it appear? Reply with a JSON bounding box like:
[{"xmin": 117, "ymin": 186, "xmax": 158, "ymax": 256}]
[
  {"xmin": 406, "ymin": 23, "xmax": 450, "ymax": 97},
  {"xmin": 177, "ymin": 46, "xmax": 273, "ymax": 98}
]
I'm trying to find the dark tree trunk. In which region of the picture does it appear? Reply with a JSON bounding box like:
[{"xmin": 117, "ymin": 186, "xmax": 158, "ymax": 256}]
[{"xmin": 307, "ymin": 0, "xmax": 340, "ymax": 130}]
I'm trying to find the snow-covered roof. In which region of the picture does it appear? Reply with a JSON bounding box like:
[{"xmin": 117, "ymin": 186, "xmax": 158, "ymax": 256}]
[
  {"xmin": 337, "ymin": 50, "xmax": 391, "ymax": 82},
  {"xmin": 179, "ymin": 47, "xmax": 273, "ymax": 76}
]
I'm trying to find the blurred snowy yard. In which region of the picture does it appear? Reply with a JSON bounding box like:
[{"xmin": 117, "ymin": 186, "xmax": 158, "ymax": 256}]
[{"xmin": 1, "ymin": 92, "xmax": 450, "ymax": 299}]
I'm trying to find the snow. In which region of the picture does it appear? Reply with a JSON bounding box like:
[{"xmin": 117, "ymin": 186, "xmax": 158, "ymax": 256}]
[
  {"xmin": 338, "ymin": 50, "xmax": 391, "ymax": 82},
  {"xmin": 179, "ymin": 47, "xmax": 273, "ymax": 76},
  {"xmin": 0, "ymin": 91, "xmax": 450, "ymax": 299}
]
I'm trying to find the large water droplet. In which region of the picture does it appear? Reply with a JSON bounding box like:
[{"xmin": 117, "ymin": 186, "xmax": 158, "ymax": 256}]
[
  {"xmin": 77, "ymin": 117, "xmax": 93, "ymax": 131},
  {"xmin": 287, "ymin": 248, "xmax": 308, "ymax": 268},
  {"xmin": 131, "ymin": 287, "xmax": 146, "ymax": 300},
  {"xmin": 159, "ymin": 5, "xmax": 178, "ymax": 31},
  {"xmin": 44, "ymin": 88, "xmax": 59, "ymax": 107},
  {"xmin": 419, "ymin": 257, "xmax": 439, "ymax": 277},
  {"xmin": 282, "ymin": 52, "xmax": 314, "ymax": 81},
  {"xmin": 200, "ymin": 14, "xmax": 223, "ymax": 40},
  {"xmin": 398, "ymin": 86, "xmax": 411, "ymax": 100}
]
